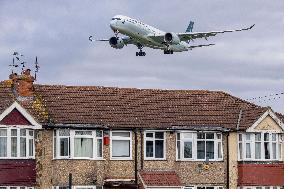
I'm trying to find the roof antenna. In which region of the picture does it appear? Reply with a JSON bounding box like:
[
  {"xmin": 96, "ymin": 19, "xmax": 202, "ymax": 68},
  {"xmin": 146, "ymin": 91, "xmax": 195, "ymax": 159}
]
[
  {"xmin": 34, "ymin": 56, "xmax": 40, "ymax": 80},
  {"xmin": 9, "ymin": 57, "xmax": 19, "ymax": 74}
]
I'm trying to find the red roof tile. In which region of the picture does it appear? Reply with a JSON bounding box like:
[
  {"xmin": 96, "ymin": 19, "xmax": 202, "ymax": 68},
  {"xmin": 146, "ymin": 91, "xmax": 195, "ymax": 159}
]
[
  {"xmin": 139, "ymin": 170, "xmax": 182, "ymax": 187},
  {"xmin": 0, "ymin": 82, "xmax": 280, "ymax": 130}
]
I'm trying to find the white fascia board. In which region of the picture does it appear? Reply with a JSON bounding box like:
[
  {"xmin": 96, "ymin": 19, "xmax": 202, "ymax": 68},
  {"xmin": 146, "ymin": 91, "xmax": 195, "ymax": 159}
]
[{"xmin": 0, "ymin": 101, "xmax": 42, "ymax": 129}]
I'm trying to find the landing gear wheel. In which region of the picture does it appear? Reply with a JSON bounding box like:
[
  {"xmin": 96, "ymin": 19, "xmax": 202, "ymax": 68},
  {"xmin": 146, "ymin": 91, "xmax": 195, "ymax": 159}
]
[
  {"xmin": 164, "ymin": 50, "xmax": 173, "ymax": 54},
  {"xmin": 136, "ymin": 44, "xmax": 146, "ymax": 56}
]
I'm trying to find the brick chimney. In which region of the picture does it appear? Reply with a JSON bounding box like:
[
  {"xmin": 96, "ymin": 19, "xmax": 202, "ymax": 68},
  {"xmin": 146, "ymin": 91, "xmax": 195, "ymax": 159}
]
[{"xmin": 9, "ymin": 69, "xmax": 35, "ymax": 99}]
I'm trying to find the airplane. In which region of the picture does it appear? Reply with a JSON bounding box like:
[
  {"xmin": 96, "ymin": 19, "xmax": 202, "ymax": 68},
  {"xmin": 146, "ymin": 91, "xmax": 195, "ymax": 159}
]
[{"xmin": 89, "ymin": 15, "xmax": 255, "ymax": 56}]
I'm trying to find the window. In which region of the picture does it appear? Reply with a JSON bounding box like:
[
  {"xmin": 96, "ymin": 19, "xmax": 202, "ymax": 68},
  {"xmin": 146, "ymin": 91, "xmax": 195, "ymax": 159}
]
[
  {"xmin": 111, "ymin": 131, "xmax": 132, "ymax": 160},
  {"xmin": 144, "ymin": 131, "xmax": 165, "ymax": 159},
  {"xmin": 238, "ymin": 133, "xmax": 282, "ymax": 161},
  {"xmin": 53, "ymin": 129, "xmax": 103, "ymax": 159},
  {"xmin": 177, "ymin": 132, "xmax": 223, "ymax": 161},
  {"xmin": 0, "ymin": 128, "xmax": 34, "ymax": 159}
]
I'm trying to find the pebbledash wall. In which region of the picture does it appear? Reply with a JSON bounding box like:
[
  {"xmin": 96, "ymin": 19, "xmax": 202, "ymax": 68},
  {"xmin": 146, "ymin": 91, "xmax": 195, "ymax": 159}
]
[
  {"xmin": 1, "ymin": 69, "xmax": 284, "ymax": 189},
  {"xmin": 36, "ymin": 130, "xmax": 228, "ymax": 188}
]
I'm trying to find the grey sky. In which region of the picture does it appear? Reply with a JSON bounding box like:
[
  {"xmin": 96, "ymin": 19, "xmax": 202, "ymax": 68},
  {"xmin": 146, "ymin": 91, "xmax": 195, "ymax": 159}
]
[{"xmin": 0, "ymin": 0, "xmax": 284, "ymax": 113}]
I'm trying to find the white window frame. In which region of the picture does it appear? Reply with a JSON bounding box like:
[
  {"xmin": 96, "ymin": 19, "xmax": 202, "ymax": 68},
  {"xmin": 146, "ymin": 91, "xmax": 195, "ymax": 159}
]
[
  {"xmin": 0, "ymin": 127, "xmax": 34, "ymax": 159},
  {"xmin": 144, "ymin": 131, "xmax": 166, "ymax": 160},
  {"xmin": 176, "ymin": 131, "xmax": 223, "ymax": 161},
  {"xmin": 53, "ymin": 129, "xmax": 103, "ymax": 160},
  {"xmin": 238, "ymin": 132, "xmax": 282, "ymax": 161},
  {"xmin": 110, "ymin": 130, "xmax": 132, "ymax": 160}
]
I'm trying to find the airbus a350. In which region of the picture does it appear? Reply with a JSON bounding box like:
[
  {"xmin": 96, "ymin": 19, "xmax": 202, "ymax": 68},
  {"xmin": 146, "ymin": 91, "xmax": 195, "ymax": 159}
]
[{"xmin": 89, "ymin": 15, "xmax": 255, "ymax": 56}]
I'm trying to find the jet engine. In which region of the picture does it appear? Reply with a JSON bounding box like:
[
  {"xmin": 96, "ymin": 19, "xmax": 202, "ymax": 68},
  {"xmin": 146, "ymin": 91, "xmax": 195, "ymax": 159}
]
[
  {"xmin": 109, "ymin": 37, "xmax": 124, "ymax": 49},
  {"xmin": 164, "ymin": 33, "xmax": 180, "ymax": 45}
]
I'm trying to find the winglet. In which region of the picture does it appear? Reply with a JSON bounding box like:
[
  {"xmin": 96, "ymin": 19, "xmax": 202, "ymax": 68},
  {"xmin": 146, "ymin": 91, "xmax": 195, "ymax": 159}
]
[
  {"xmin": 89, "ymin": 36, "xmax": 93, "ymax": 42},
  {"xmin": 249, "ymin": 24, "xmax": 255, "ymax": 29}
]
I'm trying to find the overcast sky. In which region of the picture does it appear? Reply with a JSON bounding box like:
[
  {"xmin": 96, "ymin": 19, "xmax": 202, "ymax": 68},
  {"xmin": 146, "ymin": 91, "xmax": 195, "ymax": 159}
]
[{"xmin": 0, "ymin": 0, "xmax": 284, "ymax": 113}]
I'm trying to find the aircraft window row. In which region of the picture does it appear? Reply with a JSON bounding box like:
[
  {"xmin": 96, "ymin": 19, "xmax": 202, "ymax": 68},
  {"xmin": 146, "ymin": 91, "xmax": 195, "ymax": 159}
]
[{"xmin": 111, "ymin": 18, "xmax": 121, "ymax": 20}]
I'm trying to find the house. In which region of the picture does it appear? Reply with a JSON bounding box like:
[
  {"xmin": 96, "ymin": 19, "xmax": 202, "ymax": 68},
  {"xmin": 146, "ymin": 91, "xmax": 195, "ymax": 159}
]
[{"xmin": 0, "ymin": 69, "xmax": 284, "ymax": 189}]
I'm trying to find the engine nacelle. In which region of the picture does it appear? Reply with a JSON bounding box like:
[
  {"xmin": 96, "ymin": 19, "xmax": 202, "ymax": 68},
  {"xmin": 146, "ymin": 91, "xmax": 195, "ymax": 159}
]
[
  {"xmin": 164, "ymin": 32, "xmax": 180, "ymax": 45},
  {"xmin": 109, "ymin": 37, "xmax": 124, "ymax": 49}
]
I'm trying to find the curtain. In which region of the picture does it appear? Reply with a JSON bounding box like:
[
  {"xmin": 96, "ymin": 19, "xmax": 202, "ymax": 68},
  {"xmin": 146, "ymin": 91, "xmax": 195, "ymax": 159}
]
[
  {"xmin": 246, "ymin": 143, "xmax": 251, "ymax": 158},
  {"xmin": 97, "ymin": 139, "xmax": 102, "ymax": 157},
  {"xmin": 20, "ymin": 137, "xmax": 26, "ymax": 157},
  {"xmin": 0, "ymin": 137, "xmax": 7, "ymax": 157},
  {"xmin": 112, "ymin": 140, "xmax": 130, "ymax": 157},
  {"xmin": 184, "ymin": 141, "xmax": 192, "ymax": 158},
  {"xmin": 255, "ymin": 142, "xmax": 261, "ymax": 159},
  {"xmin": 74, "ymin": 138, "xmax": 93, "ymax": 158}
]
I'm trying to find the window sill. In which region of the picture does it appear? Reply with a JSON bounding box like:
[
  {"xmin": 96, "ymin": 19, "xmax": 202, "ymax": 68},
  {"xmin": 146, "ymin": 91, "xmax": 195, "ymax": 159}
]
[
  {"xmin": 176, "ymin": 159, "xmax": 224, "ymax": 162},
  {"xmin": 53, "ymin": 158, "xmax": 105, "ymax": 161},
  {"xmin": 144, "ymin": 158, "xmax": 167, "ymax": 161},
  {"xmin": 0, "ymin": 157, "xmax": 35, "ymax": 160},
  {"xmin": 110, "ymin": 157, "xmax": 133, "ymax": 161}
]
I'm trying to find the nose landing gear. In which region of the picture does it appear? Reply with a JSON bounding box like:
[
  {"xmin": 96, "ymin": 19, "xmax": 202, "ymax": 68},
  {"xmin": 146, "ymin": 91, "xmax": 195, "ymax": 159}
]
[
  {"xmin": 136, "ymin": 43, "xmax": 146, "ymax": 56},
  {"xmin": 164, "ymin": 50, "xmax": 173, "ymax": 54}
]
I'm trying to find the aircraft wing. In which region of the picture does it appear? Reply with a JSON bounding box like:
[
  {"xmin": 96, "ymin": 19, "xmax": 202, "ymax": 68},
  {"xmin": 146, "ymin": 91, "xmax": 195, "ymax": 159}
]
[
  {"xmin": 178, "ymin": 24, "xmax": 255, "ymax": 41},
  {"xmin": 188, "ymin": 43, "xmax": 215, "ymax": 50},
  {"xmin": 89, "ymin": 36, "xmax": 134, "ymax": 45},
  {"xmin": 147, "ymin": 24, "xmax": 255, "ymax": 43}
]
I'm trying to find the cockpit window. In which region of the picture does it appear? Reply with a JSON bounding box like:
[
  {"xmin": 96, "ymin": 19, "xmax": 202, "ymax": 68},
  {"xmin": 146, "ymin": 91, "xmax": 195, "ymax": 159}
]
[{"xmin": 111, "ymin": 18, "xmax": 121, "ymax": 20}]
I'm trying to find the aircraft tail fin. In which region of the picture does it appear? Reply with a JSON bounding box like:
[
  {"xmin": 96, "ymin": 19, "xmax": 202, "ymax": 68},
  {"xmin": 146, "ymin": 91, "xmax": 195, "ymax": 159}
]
[{"xmin": 186, "ymin": 21, "xmax": 194, "ymax": 33}]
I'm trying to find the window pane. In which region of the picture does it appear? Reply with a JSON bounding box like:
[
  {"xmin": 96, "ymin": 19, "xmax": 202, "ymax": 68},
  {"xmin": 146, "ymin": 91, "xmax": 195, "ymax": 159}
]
[
  {"xmin": 146, "ymin": 141, "xmax": 153, "ymax": 157},
  {"xmin": 11, "ymin": 129, "xmax": 17, "ymax": 136},
  {"xmin": 264, "ymin": 142, "xmax": 270, "ymax": 159},
  {"xmin": 238, "ymin": 134, "xmax": 242, "ymax": 141},
  {"xmin": 59, "ymin": 129, "xmax": 70, "ymax": 136},
  {"xmin": 183, "ymin": 133, "xmax": 192, "ymax": 139},
  {"xmin": 206, "ymin": 133, "xmax": 214, "ymax": 139},
  {"xmin": 206, "ymin": 141, "xmax": 214, "ymax": 159},
  {"xmin": 96, "ymin": 130, "xmax": 102, "ymax": 137},
  {"xmin": 75, "ymin": 131, "xmax": 92, "ymax": 135},
  {"xmin": 255, "ymin": 133, "xmax": 261, "ymax": 141},
  {"xmin": 20, "ymin": 137, "xmax": 26, "ymax": 157},
  {"xmin": 155, "ymin": 140, "xmax": 164, "ymax": 158},
  {"xmin": 217, "ymin": 133, "xmax": 221, "ymax": 139},
  {"xmin": 184, "ymin": 141, "xmax": 192, "ymax": 158},
  {"xmin": 177, "ymin": 133, "xmax": 180, "ymax": 140},
  {"xmin": 74, "ymin": 138, "xmax": 93, "ymax": 158},
  {"xmin": 272, "ymin": 133, "xmax": 277, "ymax": 141},
  {"xmin": 0, "ymin": 129, "xmax": 7, "ymax": 136},
  {"xmin": 264, "ymin": 133, "xmax": 269, "ymax": 141},
  {"xmin": 60, "ymin": 138, "xmax": 69, "ymax": 156},
  {"xmin": 11, "ymin": 137, "xmax": 17, "ymax": 157},
  {"xmin": 155, "ymin": 132, "xmax": 164, "ymax": 139},
  {"xmin": 112, "ymin": 132, "xmax": 130, "ymax": 137},
  {"xmin": 246, "ymin": 143, "xmax": 251, "ymax": 158},
  {"xmin": 245, "ymin": 134, "xmax": 250, "ymax": 140},
  {"xmin": 197, "ymin": 141, "xmax": 205, "ymax": 159},
  {"xmin": 218, "ymin": 142, "xmax": 222, "ymax": 159},
  {"xmin": 20, "ymin": 129, "xmax": 26, "ymax": 136},
  {"xmin": 197, "ymin": 133, "xmax": 205, "ymax": 139},
  {"xmin": 97, "ymin": 139, "xmax": 103, "ymax": 157},
  {"xmin": 255, "ymin": 142, "xmax": 261, "ymax": 159},
  {"xmin": 29, "ymin": 139, "xmax": 34, "ymax": 156},
  {"xmin": 272, "ymin": 143, "xmax": 277, "ymax": 159},
  {"xmin": 0, "ymin": 137, "xmax": 7, "ymax": 157},
  {"xmin": 112, "ymin": 140, "xmax": 130, "ymax": 157},
  {"xmin": 146, "ymin": 133, "xmax": 153, "ymax": 138},
  {"xmin": 239, "ymin": 143, "xmax": 243, "ymax": 159}
]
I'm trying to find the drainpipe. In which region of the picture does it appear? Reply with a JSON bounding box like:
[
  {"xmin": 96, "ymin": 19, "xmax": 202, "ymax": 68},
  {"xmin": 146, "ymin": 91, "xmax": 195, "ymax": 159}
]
[
  {"xmin": 140, "ymin": 129, "xmax": 144, "ymax": 170},
  {"xmin": 134, "ymin": 129, "xmax": 138, "ymax": 186},
  {"xmin": 226, "ymin": 133, "xmax": 229, "ymax": 189}
]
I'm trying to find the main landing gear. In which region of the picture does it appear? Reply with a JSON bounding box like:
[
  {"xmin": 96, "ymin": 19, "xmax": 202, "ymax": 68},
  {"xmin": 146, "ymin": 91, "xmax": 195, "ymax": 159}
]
[
  {"xmin": 164, "ymin": 49, "xmax": 173, "ymax": 54},
  {"xmin": 136, "ymin": 44, "xmax": 146, "ymax": 56}
]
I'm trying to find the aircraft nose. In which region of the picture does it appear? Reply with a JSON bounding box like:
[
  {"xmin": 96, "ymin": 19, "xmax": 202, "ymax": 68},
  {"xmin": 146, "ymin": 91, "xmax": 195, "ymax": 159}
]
[{"xmin": 110, "ymin": 20, "xmax": 117, "ymax": 30}]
